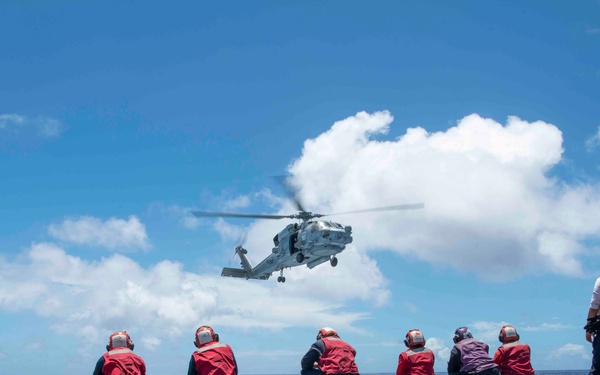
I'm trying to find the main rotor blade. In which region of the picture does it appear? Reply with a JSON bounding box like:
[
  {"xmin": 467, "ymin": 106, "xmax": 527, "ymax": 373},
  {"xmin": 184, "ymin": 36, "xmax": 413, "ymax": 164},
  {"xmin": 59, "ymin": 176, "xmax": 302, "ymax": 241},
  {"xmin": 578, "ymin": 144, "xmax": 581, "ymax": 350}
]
[
  {"xmin": 274, "ymin": 175, "xmax": 307, "ymax": 213},
  {"xmin": 192, "ymin": 211, "xmax": 291, "ymax": 220},
  {"xmin": 323, "ymin": 203, "xmax": 425, "ymax": 216}
]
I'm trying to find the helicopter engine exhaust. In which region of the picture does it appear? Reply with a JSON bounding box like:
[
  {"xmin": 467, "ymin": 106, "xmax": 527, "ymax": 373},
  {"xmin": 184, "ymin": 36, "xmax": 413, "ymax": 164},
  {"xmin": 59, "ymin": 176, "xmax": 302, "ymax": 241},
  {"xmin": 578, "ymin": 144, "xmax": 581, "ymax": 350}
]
[{"xmin": 307, "ymin": 256, "xmax": 330, "ymax": 269}]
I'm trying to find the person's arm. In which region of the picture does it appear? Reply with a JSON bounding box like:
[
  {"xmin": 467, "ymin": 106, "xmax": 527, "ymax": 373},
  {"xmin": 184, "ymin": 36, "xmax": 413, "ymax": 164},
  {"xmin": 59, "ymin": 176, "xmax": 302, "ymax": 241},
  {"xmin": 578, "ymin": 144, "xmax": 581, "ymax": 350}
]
[
  {"xmin": 232, "ymin": 350, "xmax": 239, "ymax": 375},
  {"xmin": 301, "ymin": 341, "xmax": 324, "ymax": 370},
  {"xmin": 187, "ymin": 355, "xmax": 197, "ymax": 375},
  {"xmin": 92, "ymin": 356, "xmax": 104, "ymax": 375},
  {"xmin": 587, "ymin": 278, "xmax": 600, "ymax": 343},
  {"xmin": 587, "ymin": 307, "xmax": 600, "ymax": 343},
  {"xmin": 493, "ymin": 347, "xmax": 503, "ymax": 366},
  {"xmin": 396, "ymin": 352, "xmax": 408, "ymax": 375},
  {"xmin": 447, "ymin": 347, "xmax": 462, "ymax": 375}
]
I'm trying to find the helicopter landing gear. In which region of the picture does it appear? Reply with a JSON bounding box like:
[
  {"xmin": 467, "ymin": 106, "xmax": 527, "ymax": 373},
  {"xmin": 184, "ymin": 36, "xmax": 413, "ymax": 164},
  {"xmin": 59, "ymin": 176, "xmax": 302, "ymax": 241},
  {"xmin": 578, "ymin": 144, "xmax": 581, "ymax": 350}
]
[
  {"xmin": 296, "ymin": 253, "xmax": 305, "ymax": 263},
  {"xmin": 330, "ymin": 256, "xmax": 338, "ymax": 267},
  {"xmin": 277, "ymin": 270, "xmax": 286, "ymax": 283}
]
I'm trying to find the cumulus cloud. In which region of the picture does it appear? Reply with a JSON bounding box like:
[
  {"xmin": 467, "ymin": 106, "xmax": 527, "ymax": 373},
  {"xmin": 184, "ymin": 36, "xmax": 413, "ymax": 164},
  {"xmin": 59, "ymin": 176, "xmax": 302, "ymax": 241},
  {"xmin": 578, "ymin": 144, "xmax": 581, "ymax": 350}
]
[
  {"xmin": 48, "ymin": 216, "xmax": 150, "ymax": 251},
  {"xmin": 586, "ymin": 126, "xmax": 600, "ymax": 152},
  {"xmin": 425, "ymin": 337, "xmax": 451, "ymax": 365},
  {"xmin": 0, "ymin": 113, "xmax": 65, "ymax": 138},
  {"xmin": 279, "ymin": 111, "xmax": 600, "ymax": 279},
  {"xmin": 549, "ymin": 343, "xmax": 590, "ymax": 361},
  {"xmin": 0, "ymin": 243, "xmax": 369, "ymax": 352}
]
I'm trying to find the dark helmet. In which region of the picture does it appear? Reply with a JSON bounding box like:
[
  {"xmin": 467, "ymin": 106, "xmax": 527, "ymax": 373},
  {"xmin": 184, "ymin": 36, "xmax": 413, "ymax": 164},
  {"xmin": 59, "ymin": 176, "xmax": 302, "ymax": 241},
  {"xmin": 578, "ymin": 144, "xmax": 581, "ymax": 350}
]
[
  {"xmin": 404, "ymin": 329, "xmax": 426, "ymax": 348},
  {"xmin": 453, "ymin": 327, "xmax": 473, "ymax": 343},
  {"xmin": 498, "ymin": 325, "xmax": 520, "ymax": 343}
]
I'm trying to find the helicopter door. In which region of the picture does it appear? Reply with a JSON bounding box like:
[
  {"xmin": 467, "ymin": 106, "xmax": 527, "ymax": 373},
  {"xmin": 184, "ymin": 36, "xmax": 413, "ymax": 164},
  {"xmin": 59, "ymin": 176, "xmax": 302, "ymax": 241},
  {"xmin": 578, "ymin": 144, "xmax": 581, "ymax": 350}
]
[{"xmin": 289, "ymin": 233, "xmax": 298, "ymax": 255}]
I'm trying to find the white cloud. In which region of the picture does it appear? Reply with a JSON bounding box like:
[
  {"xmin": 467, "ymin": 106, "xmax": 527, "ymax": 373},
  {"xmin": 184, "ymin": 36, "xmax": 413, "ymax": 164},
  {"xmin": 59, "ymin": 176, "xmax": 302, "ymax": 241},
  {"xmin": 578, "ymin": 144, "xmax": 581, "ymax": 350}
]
[
  {"xmin": 280, "ymin": 111, "xmax": 600, "ymax": 279},
  {"xmin": 548, "ymin": 343, "xmax": 590, "ymax": 361},
  {"xmin": 0, "ymin": 243, "xmax": 371, "ymax": 353},
  {"xmin": 0, "ymin": 113, "xmax": 65, "ymax": 138},
  {"xmin": 425, "ymin": 337, "xmax": 451, "ymax": 366},
  {"xmin": 587, "ymin": 26, "xmax": 600, "ymax": 35},
  {"xmin": 586, "ymin": 127, "xmax": 600, "ymax": 152},
  {"xmin": 48, "ymin": 216, "xmax": 150, "ymax": 251},
  {"xmin": 469, "ymin": 321, "xmax": 510, "ymax": 344},
  {"xmin": 521, "ymin": 322, "xmax": 571, "ymax": 331}
]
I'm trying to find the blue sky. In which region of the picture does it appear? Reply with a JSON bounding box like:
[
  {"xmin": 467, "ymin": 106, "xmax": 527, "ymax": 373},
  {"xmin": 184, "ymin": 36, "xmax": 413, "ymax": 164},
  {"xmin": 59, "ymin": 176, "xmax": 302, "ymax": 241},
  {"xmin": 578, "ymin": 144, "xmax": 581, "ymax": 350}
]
[{"xmin": 1, "ymin": 1, "xmax": 599, "ymax": 374}]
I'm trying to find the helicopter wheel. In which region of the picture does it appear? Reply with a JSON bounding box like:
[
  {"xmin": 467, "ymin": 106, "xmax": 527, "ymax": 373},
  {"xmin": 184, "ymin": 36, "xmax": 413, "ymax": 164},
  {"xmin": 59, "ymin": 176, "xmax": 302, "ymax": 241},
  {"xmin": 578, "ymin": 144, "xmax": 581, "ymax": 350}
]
[
  {"xmin": 330, "ymin": 256, "xmax": 338, "ymax": 267},
  {"xmin": 296, "ymin": 253, "xmax": 305, "ymax": 263}
]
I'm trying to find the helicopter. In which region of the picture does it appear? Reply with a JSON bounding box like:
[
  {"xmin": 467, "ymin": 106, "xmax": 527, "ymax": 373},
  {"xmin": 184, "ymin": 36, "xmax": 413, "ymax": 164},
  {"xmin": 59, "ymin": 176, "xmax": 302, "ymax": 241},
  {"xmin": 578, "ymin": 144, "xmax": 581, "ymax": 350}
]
[{"xmin": 192, "ymin": 202, "xmax": 424, "ymax": 283}]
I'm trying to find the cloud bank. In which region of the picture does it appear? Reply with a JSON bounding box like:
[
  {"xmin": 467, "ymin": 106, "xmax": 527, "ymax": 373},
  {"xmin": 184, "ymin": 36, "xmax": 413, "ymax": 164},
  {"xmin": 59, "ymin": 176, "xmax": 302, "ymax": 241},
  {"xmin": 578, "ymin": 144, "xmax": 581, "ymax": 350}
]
[{"xmin": 284, "ymin": 111, "xmax": 600, "ymax": 279}]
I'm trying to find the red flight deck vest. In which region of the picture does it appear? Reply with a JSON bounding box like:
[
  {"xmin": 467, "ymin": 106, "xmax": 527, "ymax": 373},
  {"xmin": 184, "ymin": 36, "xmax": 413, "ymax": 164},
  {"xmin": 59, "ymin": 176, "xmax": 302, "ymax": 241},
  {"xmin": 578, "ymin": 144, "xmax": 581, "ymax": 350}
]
[
  {"xmin": 192, "ymin": 342, "xmax": 237, "ymax": 375},
  {"xmin": 493, "ymin": 341, "xmax": 534, "ymax": 375},
  {"xmin": 102, "ymin": 348, "xmax": 145, "ymax": 375},
  {"xmin": 396, "ymin": 347, "xmax": 435, "ymax": 375},
  {"xmin": 318, "ymin": 337, "xmax": 360, "ymax": 375}
]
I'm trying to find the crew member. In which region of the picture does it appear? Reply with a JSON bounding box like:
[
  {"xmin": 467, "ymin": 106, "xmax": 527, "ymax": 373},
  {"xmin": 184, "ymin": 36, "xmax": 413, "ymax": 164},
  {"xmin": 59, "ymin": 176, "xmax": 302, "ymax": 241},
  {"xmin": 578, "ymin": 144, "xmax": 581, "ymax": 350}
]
[
  {"xmin": 93, "ymin": 331, "xmax": 146, "ymax": 375},
  {"xmin": 188, "ymin": 325, "xmax": 238, "ymax": 375},
  {"xmin": 493, "ymin": 325, "xmax": 534, "ymax": 375},
  {"xmin": 396, "ymin": 329, "xmax": 435, "ymax": 375},
  {"xmin": 586, "ymin": 276, "xmax": 600, "ymax": 375},
  {"xmin": 447, "ymin": 327, "xmax": 499, "ymax": 375},
  {"xmin": 301, "ymin": 327, "xmax": 360, "ymax": 375}
]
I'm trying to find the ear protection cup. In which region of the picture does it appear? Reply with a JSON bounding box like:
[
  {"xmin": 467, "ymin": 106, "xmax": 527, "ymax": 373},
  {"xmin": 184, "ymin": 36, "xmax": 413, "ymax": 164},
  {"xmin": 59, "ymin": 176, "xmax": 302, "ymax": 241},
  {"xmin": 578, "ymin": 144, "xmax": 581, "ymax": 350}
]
[
  {"xmin": 498, "ymin": 325, "xmax": 520, "ymax": 343},
  {"xmin": 195, "ymin": 326, "xmax": 218, "ymax": 347}
]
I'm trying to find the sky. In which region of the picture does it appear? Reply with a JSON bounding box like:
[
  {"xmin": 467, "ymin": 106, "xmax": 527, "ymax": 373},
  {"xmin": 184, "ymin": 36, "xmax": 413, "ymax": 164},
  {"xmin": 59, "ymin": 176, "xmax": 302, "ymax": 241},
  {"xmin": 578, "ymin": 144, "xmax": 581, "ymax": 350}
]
[{"xmin": 1, "ymin": 1, "xmax": 599, "ymax": 374}]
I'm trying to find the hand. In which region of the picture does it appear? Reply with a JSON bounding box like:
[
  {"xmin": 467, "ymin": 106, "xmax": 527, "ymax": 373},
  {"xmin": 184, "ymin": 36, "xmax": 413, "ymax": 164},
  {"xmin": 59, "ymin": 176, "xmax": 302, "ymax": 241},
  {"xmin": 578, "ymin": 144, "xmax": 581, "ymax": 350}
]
[{"xmin": 587, "ymin": 331, "xmax": 594, "ymax": 343}]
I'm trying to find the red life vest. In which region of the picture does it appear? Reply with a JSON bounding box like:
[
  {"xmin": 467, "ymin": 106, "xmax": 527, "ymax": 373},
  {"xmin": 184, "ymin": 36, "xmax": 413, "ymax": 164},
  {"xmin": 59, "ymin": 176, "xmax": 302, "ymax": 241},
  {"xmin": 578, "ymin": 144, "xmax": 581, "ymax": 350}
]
[
  {"xmin": 192, "ymin": 342, "xmax": 237, "ymax": 375},
  {"xmin": 318, "ymin": 337, "xmax": 360, "ymax": 375},
  {"xmin": 102, "ymin": 348, "xmax": 146, "ymax": 375},
  {"xmin": 396, "ymin": 347, "xmax": 435, "ymax": 375},
  {"xmin": 493, "ymin": 341, "xmax": 534, "ymax": 375}
]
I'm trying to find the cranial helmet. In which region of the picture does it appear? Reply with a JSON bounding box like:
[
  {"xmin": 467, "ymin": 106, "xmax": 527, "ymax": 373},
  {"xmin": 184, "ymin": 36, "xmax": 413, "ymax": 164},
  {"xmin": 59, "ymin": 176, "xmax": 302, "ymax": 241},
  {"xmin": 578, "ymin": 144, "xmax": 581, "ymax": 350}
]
[
  {"xmin": 498, "ymin": 325, "xmax": 520, "ymax": 343},
  {"xmin": 106, "ymin": 331, "xmax": 134, "ymax": 351},
  {"xmin": 453, "ymin": 327, "xmax": 473, "ymax": 344},
  {"xmin": 194, "ymin": 325, "xmax": 219, "ymax": 348},
  {"xmin": 404, "ymin": 329, "xmax": 426, "ymax": 348},
  {"xmin": 317, "ymin": 327, "xmax": 338, "ymax": 340}
]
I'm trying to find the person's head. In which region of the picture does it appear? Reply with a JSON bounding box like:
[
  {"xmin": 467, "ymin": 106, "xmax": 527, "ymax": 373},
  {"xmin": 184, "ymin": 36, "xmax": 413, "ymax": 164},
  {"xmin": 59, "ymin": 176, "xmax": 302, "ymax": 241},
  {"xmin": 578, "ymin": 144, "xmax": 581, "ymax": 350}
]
[
  {"xmin": 316, "ymin": 327, "xmax": 339, "ymax": 340},
  {"xmin": 194, "ymin": 325, "xmax": 219, "ymax": 348},
  {"xmin": 498, "ymin": 325, "xmax": 520, "ymax": 344},
  {"xmin": 404, "ymin": 329, "xmax": 426, "ymax": 348},
  {"xmin": 453, "ymin": 327, "xmax": 473, "ymax": 344},
  {"xmin": 106, "ymin": 331, "xmax": 134, "ymax": 351}
]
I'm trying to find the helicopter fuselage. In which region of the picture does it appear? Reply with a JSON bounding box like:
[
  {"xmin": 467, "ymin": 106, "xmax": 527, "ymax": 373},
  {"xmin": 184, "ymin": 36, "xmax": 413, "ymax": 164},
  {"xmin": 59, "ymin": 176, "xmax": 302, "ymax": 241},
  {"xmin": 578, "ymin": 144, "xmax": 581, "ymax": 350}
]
[{"xmin": 223, "ymin": 220, "xmax": 353, "ymax": 282}]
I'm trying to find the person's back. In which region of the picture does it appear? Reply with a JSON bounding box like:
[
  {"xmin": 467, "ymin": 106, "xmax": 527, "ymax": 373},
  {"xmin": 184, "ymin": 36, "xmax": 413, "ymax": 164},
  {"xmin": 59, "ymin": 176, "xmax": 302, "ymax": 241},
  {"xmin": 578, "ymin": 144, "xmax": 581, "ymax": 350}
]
[
  {"xmin": 396, "ymin": 329, "xmax": 435, "ymax": 375},
  {"xmin": 319, "ymin": 336, "xmax": 359, "ymax": 375},
  {"xmin": 93, "ymin": 331, "xmax": 146, "ymax": 375},
  {"xmin": 447, "ymin": 327, "xmax": 499, "ymax": 375},
  {"xmin": 102, "ymin": 348, "xmax": 145, "ymax": 375},
  {"xmin": 189, "ymin": 325, "xmax": 238, "ymax": 375},
  {"xmin": 301, "ymin": 327, "xmax": 359, "ymax": 375},
  {"xmin": 493, "ymin": 326, "xmax": 534, "ymax": 375}
]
